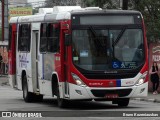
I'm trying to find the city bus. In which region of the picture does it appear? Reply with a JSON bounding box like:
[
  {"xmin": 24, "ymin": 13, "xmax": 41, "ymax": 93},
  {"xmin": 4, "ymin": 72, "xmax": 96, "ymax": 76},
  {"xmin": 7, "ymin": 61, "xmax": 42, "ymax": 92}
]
[{"xmin": 8, "ymin": 6, "xmax": 148, "ymax": 107}]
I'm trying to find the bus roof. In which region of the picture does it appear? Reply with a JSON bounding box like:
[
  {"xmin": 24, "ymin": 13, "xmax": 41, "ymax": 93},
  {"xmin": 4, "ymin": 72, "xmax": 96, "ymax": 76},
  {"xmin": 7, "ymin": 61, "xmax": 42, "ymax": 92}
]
[
  {"xmin": 9, "ymin": 6, "xmax": 82, "ymax": 23},
  {"xmin": 71, "ymin": 9, "xmax": 141, "ymax": 15},
  {"xmin": 9, "ymin": 6, "xmax": 141, "ymax": 24}
]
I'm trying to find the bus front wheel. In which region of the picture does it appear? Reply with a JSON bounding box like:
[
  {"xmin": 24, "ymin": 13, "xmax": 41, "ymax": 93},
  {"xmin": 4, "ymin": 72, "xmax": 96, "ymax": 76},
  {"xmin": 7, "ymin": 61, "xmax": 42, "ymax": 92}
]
[
  {"xmin": 56, "ymin": 84, "xmax": 67, "ymax": 108},
  {"xmin": 117, "ymin": 98, "xmax": 130, "ymax": 107}
]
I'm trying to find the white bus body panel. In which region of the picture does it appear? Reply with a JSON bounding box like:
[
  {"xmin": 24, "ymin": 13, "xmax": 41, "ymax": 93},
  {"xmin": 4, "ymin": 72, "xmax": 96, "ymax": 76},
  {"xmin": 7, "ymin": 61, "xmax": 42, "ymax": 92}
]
[
  {"xmin": 68, "ymin": 82, "xmax": 148, "ymax": 100},
  {"xmin": 41, "ymin": 80, "xmax": 52, "ymax": 96}
]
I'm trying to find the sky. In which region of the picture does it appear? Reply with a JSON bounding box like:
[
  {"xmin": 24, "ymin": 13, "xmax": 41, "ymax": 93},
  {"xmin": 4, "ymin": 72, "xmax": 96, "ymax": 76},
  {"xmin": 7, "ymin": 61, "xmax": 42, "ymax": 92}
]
[
  {"xmin": 27, "ymin": 0, "xmax": 45, "ymax": 3},
  {"xmin": 27, "ymin": 0, "xmax": 46, "ymax": 7}
]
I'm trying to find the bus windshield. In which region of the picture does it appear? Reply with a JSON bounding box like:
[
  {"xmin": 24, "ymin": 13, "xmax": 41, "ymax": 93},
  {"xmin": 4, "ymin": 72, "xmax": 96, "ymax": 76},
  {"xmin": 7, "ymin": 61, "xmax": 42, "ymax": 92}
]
[{"xmin": 72, "ymin": 28, "xmax": 144, "ymax": 71}]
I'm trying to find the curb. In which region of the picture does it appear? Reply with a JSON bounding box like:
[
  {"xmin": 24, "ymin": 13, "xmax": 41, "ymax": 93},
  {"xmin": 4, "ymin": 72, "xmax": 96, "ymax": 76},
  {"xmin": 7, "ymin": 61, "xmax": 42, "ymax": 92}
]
[{"xmin": 132, "ymin": 98, "xmax": 160, "ymax": 103}]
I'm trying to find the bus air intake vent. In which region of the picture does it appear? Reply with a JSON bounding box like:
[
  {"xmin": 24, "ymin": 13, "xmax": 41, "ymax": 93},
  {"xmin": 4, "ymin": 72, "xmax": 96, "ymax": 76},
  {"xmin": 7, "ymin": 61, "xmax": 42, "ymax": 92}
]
[{"xmin": 91, "ymin": 89, "xmax": 132, "ymax": 97}]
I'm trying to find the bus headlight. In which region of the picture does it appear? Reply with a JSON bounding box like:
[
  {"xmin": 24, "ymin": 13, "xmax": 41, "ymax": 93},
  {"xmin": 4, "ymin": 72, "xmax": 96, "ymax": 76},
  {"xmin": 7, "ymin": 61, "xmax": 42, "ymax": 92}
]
[
  {"xmin": 135, "ymin": 71, "xmax": 148, "ymax": 86},
  {"xmin": 71, "ymin": 73, "xmax": 86, "ymax": 87}
]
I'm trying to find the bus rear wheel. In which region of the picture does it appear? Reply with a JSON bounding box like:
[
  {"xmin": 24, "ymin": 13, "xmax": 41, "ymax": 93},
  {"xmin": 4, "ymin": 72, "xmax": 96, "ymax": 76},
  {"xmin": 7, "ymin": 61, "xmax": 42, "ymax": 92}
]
[
  {"xmin": 22, "ymin": 75, "xmax": 34, "ymax": 102},
  {"xmin": 117, "ymin": 98, "xmax": 130, "ymax": 107},
  {"xmin": 34, "ymin": 94, "xmax": 43, "ymax": 102},
  {"xmin": 23, "ymin": 75, "xmax": 43, "ymax": 102}
]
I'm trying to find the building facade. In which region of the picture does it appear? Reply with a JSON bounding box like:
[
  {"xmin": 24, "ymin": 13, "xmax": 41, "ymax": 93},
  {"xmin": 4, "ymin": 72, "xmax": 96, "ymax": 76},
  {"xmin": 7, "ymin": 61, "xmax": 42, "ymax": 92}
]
[{"xmin": 9, "ymin": 0, "xmax": 28, "ymax": 7}]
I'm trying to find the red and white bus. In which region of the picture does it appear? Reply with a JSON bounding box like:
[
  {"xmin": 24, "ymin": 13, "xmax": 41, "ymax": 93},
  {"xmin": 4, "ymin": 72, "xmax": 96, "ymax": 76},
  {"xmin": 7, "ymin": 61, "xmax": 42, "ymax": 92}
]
[{"xmin": 8, "ymin": 6, "xmax": 148, "ymax": 107}]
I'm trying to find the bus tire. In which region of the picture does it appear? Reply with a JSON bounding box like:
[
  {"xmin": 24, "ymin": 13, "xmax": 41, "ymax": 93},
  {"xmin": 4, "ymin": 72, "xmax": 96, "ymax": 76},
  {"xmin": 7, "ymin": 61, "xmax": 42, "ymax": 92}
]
[
  {"xmin": 56, "ymin": 84, "xmax": 67, "ymax": 108},
  {"xmin": 34, "ymin": 94, "xmax": 43, "ymax": 102},
  {"xmin": 117, "ymin": 98, "xmax": 130, "ymax": 107},
  {"xmin": 22, "ymin": 75, "xmax": 34, "ymax": 102}
]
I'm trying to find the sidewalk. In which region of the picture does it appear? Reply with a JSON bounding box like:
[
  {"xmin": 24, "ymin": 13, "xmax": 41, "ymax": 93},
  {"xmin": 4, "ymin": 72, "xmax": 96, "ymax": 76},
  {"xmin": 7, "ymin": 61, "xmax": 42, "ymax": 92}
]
[
  {"xmin": 1, "ymin": 76, "xmax": 160, "ymax": 103},
  {"xmin": 133, "ymin": 92, "xmax": 160, "ymax": 103},
  {"xmin": 0, "ymin": 75, "xmax": 9, "ymax": 86}
]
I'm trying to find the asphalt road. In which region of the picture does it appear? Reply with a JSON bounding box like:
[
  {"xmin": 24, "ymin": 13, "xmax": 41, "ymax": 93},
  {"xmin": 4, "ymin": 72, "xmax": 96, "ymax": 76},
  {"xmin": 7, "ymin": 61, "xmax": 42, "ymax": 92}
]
[{"xmin": 0, "ymin": 85, "xmax": 160, "ymax": 120}]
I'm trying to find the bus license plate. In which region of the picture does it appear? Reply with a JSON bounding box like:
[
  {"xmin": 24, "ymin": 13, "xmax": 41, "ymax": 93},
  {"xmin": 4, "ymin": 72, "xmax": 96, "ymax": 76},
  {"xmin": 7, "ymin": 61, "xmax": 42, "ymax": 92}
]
[{"xmin": 105, "ymin": 94, "xmax": 118, "ymax": 98}]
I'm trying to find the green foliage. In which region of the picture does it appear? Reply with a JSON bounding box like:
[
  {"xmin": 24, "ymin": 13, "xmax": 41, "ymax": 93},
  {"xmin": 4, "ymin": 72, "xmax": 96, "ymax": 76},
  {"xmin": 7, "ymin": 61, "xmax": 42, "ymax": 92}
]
[
  {"xmin": 83, "ymin": 0, "xmax": 120, "ymax": 9},
  {"xmin": 83, "ymin": 0, "xmax": 93, "ymax": 7},
  {"xmin": 131, "ymin": 0, "xmax": 160, "ymax": 42}
]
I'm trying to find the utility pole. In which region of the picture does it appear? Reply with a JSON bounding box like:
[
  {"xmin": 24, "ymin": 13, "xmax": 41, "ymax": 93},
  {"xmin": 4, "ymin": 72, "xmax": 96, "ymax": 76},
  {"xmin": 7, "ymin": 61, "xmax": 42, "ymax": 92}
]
[
  {"xmin": 4, "ymin": 0, "xmax": 8, "ymax": 42},
  {"xmin": 1, "ymin": 0, "xmax": 4, "ymax": 41},
  {"xmin": 122, "ymin": 0, "xmax": 129, "ymax": 10},
  {"xmin": 1, "ymin": 0, "xmax": 8, "ymax": 42}
]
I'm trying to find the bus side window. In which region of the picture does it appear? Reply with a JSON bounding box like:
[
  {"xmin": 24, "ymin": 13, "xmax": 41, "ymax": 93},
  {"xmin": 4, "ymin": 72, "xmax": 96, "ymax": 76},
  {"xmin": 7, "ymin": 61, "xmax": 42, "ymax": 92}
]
[
  {"xmin": 40, "ymin": 37, "xmax": 48, "ymax": 52},
  {"xmin": 47, "ymin": 23, "xmax": 60, "ymax": 53},
  {"xmin": 18, "ymin": 24, "xmax": 22, "ymax": 51},
  {"xmin": 40, "ymin": 23, "xmax": 47, "ymax": 53},
  {"xmin": 18, "ymin": 24, "xmax": 31, "ymax": 52},
  {"xmin": 8, "ymin": 24, "xmax": 12, "ymax": 50}
]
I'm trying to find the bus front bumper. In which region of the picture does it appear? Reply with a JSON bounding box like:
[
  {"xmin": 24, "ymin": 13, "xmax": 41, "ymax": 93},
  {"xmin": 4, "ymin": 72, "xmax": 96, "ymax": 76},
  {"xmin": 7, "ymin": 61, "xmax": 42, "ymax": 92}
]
[{"xmin": 68, "ymin": 82, "xmax": 148, "ymax": 100}]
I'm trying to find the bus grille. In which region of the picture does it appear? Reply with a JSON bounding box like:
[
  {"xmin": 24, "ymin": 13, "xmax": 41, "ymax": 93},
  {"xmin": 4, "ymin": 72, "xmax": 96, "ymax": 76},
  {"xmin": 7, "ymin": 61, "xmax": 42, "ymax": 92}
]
[{"xmin": 91, "ymin": 89, "xmax": 132, "ymax": 97}]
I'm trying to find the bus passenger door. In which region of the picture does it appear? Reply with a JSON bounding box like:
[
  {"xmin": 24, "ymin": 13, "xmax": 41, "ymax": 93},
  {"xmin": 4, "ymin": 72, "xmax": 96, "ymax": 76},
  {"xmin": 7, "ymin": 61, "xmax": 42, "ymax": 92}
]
[{"xmin": 31, "ymin": 31, "xmax": 39, "ymax": 93}]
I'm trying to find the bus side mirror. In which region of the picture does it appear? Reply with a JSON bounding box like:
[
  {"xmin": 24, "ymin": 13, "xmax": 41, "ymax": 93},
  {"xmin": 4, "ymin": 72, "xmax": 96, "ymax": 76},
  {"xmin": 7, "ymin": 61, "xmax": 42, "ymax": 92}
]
[{"xmin": 65, "ymin": 34, "xmax": 71, "ymax": 46}]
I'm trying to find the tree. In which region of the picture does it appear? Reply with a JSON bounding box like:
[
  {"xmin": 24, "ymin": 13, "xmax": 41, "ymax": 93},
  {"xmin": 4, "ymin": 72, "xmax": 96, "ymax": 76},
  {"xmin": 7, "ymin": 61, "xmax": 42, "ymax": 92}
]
[
  {"xmin": 130, "ymin": 0, "xmax": 160, "ymax": 42},
  {"xmin": 83, "ymin": 0, "xmax": 121, "ymax": 9},
  {"xmin": 44, "ymin": 0, "xmax": 78, "ymax": 7}
]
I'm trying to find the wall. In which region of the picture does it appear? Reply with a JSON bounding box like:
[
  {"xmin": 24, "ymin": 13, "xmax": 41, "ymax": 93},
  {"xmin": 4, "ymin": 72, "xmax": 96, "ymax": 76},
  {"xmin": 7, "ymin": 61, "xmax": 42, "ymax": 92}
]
[
  {"xmin": 0, "ymin": 45, "xmax": 8, "ymax": 75},
  {"xmin": 149, "ymin": 43, "xmax": 160, "ymax": 92}
]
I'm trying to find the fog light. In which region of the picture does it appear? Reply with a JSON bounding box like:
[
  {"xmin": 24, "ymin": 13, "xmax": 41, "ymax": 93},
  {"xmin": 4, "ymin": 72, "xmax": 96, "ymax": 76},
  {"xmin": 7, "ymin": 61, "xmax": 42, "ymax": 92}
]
[
  {"xmin": 75, "ymin": 90, "xmax": 82, "ymax": 95},
  {"xmin": 140, "ymin": 88, "xmax": 145, "ymax": 93}
]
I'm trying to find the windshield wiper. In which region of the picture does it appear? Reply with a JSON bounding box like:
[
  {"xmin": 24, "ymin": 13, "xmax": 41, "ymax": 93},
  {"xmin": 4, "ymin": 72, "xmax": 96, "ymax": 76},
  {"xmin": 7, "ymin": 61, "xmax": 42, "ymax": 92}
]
[
  {"xmin": 89, "ymin": 26, "xmax": 97, "ymax": 37},
  {"xmin": 112, "ymin": 27, "xmax": 126, "ymax": 47},
  {"xmin": 88, "ymin": 26, "xmax": 102, "ymax": 48},
  {"xmin": 88, "ymin": 26, "xmax": 108, "ymax": 51}
]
